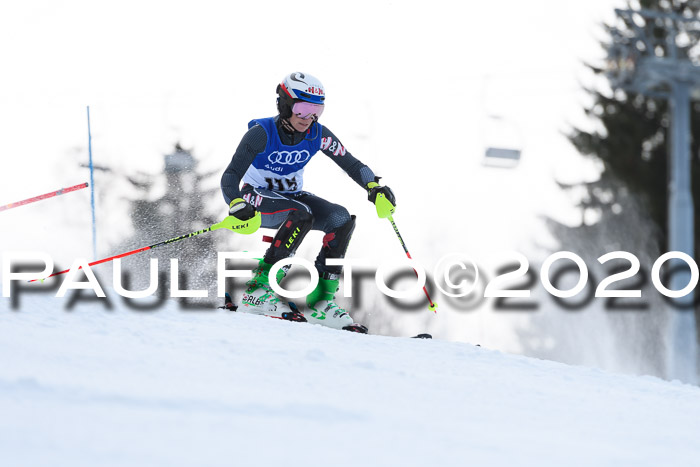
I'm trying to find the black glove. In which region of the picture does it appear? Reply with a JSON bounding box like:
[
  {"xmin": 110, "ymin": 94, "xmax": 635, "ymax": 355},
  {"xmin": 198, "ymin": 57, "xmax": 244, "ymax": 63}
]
[{"xmin": 228, "ymin": 198, "xmax": 257, "ymax": 221}]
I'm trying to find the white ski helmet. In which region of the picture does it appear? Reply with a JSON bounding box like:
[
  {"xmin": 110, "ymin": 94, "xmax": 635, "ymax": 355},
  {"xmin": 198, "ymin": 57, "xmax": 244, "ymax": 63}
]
[{"xmin": 276, "ymin": 72, "xmax": 325, "ymax": 118}]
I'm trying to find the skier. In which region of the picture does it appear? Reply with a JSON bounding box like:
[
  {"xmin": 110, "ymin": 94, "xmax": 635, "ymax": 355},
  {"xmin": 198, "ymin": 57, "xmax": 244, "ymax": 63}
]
[{"xmin": 221, "ymin": 72, "xmax": 395, "ymax": 330}]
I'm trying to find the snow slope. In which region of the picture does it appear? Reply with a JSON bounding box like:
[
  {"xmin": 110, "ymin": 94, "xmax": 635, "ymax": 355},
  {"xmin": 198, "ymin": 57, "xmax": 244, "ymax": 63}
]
[{"xmin": 1, "ymin": 293, "xmax": 700, "ymax": 467}]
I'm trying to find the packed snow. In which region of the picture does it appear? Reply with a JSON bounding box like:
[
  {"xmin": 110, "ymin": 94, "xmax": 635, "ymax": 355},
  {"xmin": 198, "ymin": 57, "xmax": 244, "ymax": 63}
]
[{"xmin": 1, "ymin": 292, "xmax": 699, "ymax": 467}]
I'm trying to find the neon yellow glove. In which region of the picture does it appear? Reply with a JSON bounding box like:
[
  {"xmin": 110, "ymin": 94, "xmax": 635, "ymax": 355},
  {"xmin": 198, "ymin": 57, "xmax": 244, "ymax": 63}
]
[
  {"xmin": 221, "ymin": 198, "xmax": 261, "ymax": 234},
  {"xmin": 367, "ymin": 182, "xmax": 396, "ymax": 219}
]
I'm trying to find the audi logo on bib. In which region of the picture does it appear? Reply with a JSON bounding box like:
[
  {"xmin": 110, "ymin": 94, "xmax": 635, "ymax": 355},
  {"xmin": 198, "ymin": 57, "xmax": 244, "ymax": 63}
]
[{"xmin": 267, "ymin": 150, "xmax": 312, "ymax": 166}]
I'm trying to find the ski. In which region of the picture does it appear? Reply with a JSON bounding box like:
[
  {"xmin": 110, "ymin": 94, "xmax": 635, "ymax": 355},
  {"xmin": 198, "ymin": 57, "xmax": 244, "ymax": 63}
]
[
  {"xmin": 288, "ymin": 302, "xmax": 368, "ymax": 333},
  {"xmin": 342, "ymin": 323, "xmax": 369, "ymax": 334},
  {"xmin": 222, "ymin": 293, "xmax": 428, "ymax": 338},
  {"xmin": 220, "ymin": 293, "xmax": 307, "ymax": 323},
  {"xmin": 412, "ymin": 334, "xmax": 433, "ymax": 339}
]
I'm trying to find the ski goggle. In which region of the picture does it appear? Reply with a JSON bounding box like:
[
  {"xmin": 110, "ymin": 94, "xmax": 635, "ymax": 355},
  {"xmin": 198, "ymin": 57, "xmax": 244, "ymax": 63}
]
[{"xmin": 292, "ymin": 101, "xmax": 324, "ymax": 120}]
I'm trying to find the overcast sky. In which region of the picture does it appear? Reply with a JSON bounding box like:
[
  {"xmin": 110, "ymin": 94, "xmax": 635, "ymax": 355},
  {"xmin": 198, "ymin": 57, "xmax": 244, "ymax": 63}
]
[{"xmin": 1, "ymin": 0, "xmax": 626, "ymax": 316}]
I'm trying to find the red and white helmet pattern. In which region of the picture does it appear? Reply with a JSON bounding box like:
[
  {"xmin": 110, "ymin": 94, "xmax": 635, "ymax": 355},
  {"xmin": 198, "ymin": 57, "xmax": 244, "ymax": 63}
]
[{"xmin": 279, "ymin": 72, "xmax": 325, "ymax": 105}]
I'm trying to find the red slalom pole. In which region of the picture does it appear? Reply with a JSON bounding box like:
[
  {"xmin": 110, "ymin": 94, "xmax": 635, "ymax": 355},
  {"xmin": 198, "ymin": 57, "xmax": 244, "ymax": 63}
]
[{"xmin": 0, "ymin": 183, "xmax": 89, "ymax": 212}]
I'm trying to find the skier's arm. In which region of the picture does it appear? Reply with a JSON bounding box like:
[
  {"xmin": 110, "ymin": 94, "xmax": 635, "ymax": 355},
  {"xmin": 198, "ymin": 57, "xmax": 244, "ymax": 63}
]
[
  {"xmin": 320, "ymin": 126, "xmax": 396, "ymax": 216},
  {"xmin": 221, "ymin": 125, "xmax": 268, "ymax": 205},
  {"xmin": 319, "ymin": 126, "xmax": 377, "ymax": 189}
]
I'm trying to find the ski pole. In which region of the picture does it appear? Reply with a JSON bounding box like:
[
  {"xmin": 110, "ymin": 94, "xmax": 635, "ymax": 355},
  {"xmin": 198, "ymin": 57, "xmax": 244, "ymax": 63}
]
[
  {"xmin": 29, "ymin": 214, "xmax": 260, "ymax": 282},
  {"xmin": 373, "ymin": 191, "xmax": 437, "ymax": 313},
  {"xmin": 385, "ymin": 215, "xmax": 438, "ymax": 313},
  {"xmin": 0, "ymin": 182, "xmax": 89, "ymax": 212}
]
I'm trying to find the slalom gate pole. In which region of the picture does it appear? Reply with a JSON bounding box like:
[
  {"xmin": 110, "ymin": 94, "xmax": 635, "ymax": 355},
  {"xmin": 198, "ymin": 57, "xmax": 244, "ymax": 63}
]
[
  {"xmin": 87, "ymin": 106, "xmax": 97, "ymax": 259},
  {"xmin": 0, "ymin": 183, "xmax": 89, "ymax": 212},
  {"xmin": 29, "ymin": 217, "xmax": 239, "ymax": 282},
  {"xmin": 386, "ymin": 215, "xmax": 438, "ymax": 313}
]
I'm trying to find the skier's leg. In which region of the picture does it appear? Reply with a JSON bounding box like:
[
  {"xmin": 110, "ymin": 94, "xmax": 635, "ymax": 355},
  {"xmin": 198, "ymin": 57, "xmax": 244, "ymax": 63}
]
[
  {"xmin": 261, "ymin": 208, "xmax": 314, "ymax": 265},
  {"xmin": 314, "ymin": 215, "xmax": 356, "ymax": 277},
  {"xmin": 238, "ymin": 186, "xmax": 313, "ymax": 317},
  {"xmin": 294, "ymin": 193, "xmax": 358, "ymax": 329}
]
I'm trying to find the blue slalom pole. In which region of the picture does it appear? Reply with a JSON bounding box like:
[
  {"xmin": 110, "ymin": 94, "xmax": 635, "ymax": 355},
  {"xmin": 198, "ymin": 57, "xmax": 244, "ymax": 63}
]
[{"xmin": 87, "ymin": 106, "xmax": 97, "ymax": 260}]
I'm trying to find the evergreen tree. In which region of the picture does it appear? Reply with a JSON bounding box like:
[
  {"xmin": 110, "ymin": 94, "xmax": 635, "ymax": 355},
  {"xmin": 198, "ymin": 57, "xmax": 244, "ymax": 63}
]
[
  {"xmin": 113, "ymin": 143, "xmax": 222, "ymax": 306},
  {"xmin": 547, "ymin": 0, "xmax": 700, "ymax": 373},
  {"xmin": 569, "ymin": 0, "xmax": 700, "ymax": 250}
]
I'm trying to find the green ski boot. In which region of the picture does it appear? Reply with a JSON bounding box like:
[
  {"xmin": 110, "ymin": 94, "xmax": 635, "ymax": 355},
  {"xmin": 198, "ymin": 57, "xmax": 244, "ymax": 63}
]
[
  {"xmin": 306, "ymin": 277, "xmax": 354, "ymax": 330},
  {"xmin": 239, "ymin": 259, "xmax": 293, "ymax": 318}
]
